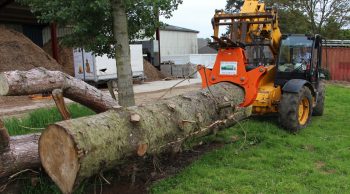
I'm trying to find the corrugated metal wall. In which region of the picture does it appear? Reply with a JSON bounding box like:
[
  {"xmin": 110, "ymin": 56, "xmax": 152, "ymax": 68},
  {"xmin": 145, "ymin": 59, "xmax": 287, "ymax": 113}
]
[
  {"xmin": 42, "ymin": 26, "xmax": 73, "ymax": 45},
  {"xmin": 160, "ymin": 31, "xmax": 198, "ymax": 57},
  {"xmin": 322, "ymin": 48, "xmax": 350, "ymax": 81}
]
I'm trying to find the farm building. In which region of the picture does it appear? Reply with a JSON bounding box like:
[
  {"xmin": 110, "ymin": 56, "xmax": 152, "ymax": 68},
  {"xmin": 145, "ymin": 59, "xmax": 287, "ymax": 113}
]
[
  {"xmin": 135, "ymin": 24, "xmax": 200, "ymax": 67},
  {"xmin": 323, "ymin": 40, "xmax": 350, "ymax": 82},
  {"xmin": 0, "ymin": 0, "xmax": 74, "ymax": 75},
  {"xmin": 159, "ymin": 24, "xmax": 199, "ymax": 58}
]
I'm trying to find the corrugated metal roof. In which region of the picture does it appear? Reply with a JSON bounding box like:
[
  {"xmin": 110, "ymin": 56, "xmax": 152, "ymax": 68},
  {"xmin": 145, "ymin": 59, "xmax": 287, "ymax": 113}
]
[
  {"xmin": 161, "ymin": 24, "xmax": 199, "ymax": 33},
  {"xmin": 324, "ymin": 40, "xmax": 350, "ymax": 48}
]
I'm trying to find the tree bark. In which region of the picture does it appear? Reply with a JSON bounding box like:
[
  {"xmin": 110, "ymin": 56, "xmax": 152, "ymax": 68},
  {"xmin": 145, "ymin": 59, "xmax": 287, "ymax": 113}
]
[
  {"xmin": 111, "ymin": 0, "xmax": 136, "ymax": 107},
  {"xmin": 52, "ymin": 89, "xmax": 71, "ymax": 120},
  {"xmin": 0, "ymin": 68, "xmax": 120, "ymax": 113},
  {"xmin": 0, "ymin": 120, "xmax": 10, "ymax": 152},
  {"xmin": 39, "ymin": 83, "xmax": 250, "ymax": 194},
  {"xmin": 0, "ymin": 134, "xmax": 40, "ymax": 178}
]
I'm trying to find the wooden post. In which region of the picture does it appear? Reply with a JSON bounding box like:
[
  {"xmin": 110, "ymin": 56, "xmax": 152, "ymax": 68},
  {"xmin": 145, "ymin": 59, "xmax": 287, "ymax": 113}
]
[
  {"xmin": 52, "ymin": 89, "xmax": 71, "ymax": 120},
  {"xmin": 50, "ymin": 23, "xmax": 59, "ymax": 62}
]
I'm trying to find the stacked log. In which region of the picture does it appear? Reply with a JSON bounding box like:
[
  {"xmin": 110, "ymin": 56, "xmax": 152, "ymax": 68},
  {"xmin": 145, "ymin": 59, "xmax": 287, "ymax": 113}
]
[
  {"xmin": 0, "ymin": 68, "xmax": 119, "ymax": 113},
  {"xmin": 0, "ymin": 68, "xmax": 250, "ymax": 194},
  {"xmin": 39, "ymin": 83, "xmax": 250, "ymax": 193},
  {"xmin": 0, "ymin": 134, "xmax": 40, "ymax": 178}
]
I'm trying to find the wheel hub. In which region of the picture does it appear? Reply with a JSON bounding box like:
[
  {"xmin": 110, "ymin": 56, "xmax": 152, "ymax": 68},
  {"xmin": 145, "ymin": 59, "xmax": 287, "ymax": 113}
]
[{"xmin": 298, "ymin": 97, "xmax": 310, "ymax": 125}]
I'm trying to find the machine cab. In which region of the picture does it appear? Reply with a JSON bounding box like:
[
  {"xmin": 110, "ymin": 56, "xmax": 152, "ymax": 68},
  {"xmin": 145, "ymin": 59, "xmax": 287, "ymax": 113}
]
[{"xmin": 275, "ymin": 34, "xmax": 323, "ymax": 87}]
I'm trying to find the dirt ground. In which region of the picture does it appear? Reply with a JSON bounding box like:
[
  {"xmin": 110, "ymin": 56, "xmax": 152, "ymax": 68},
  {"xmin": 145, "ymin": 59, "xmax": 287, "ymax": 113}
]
[
  {"xmin": 86, "ymin": 142, "xmax": 225, "ymax": 194},
  {"xmin": 326, "ymin": 80, "xmax": 350, "ymax": 88},
  {"xmin": 0, "ymin": 83, "xmax": 201, "ymax": 119}
]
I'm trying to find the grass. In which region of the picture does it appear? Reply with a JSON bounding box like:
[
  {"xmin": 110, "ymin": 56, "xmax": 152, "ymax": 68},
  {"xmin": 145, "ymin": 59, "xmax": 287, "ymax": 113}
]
[
  {"xmin": 2, "ymin": 84, "xmax": 350, "ymax": 193},
  {"xmin": 4, "ymin": 103, "xmax": 95, "ymax": 136},
  {"xmin": 2, "ymin": 103, "xmax": 95, "ymax": 194},
  {"xmin": 151, "ymin": 84, "xmax": 350, "ymax": 193}
]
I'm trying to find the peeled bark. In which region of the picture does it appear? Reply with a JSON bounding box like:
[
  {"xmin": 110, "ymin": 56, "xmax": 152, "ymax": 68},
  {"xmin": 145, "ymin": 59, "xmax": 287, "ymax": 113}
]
[
  {"xmin": 0, "ymin": 134, "xmax": 40, "ymax": 178},
  {"xmin": 52, "ymin": 89, "xmax": 71, "ymax": 120},
  {"xmin": 39, "ymin": 83, "xmax": 250, "ymax": 193},
  {"xmin": 0, "ymin": 68, "xmax": 119, "ymax": 113}
]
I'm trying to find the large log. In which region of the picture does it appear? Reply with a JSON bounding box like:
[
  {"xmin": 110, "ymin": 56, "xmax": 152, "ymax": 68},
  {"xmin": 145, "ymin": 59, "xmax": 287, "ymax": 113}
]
[
  {"xmin": 39, "ymin": 83, "xmax": 250, "ymax": 193},
  {"xmin": 0, "ymin": 68, "xmax": 119, "ymax": 113},
  {"xmin": 0, "ymin": 134, "xmax": 40, "ymax": 178}
]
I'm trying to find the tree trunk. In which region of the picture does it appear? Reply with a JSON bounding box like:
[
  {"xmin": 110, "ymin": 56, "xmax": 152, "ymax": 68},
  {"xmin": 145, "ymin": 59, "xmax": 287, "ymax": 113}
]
[
  {"xmin": 111, "ymin": 0, "xmax": 136, "ymax": 107},
  {"xmin": 0, "ymin": 134, "xmax": 40, "ymax": 178},
  {"xmin": 0, "ymin": 68, "xmax": 119, "ymax": 113},
  {"xmin": 39, "ymin": 83, "xmax": 250, "ymax": 193}
]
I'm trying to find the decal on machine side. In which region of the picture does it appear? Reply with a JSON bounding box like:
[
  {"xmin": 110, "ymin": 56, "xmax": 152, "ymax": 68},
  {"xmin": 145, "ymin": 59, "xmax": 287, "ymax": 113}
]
[{"xmin": 220, "ymin": 61, "xmax": 237, "ymax": 75}]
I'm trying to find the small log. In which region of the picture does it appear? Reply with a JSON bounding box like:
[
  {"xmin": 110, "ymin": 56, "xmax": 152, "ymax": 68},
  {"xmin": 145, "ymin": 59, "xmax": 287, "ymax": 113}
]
[
  {"xmin": 0, "ymin": 120, "xmax": 10, "ymax": 152},
  {"xmin": 0, "ymin": 68, "xmax": 119, "ymax": 113},
  {"xmin": 0, "ymin": 134, "xmax": 40, "ymax": 178},
  {"xmin": 52, "ymin": 89, "xmax": 71, "ymax": 120},
  {"xmin": 39, "ymin": 83, "xmax": 250, "ymax": 193}
]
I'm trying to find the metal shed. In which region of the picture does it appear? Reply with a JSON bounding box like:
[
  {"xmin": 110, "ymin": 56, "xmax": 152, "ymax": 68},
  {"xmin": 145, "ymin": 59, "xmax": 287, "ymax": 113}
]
[
  {"xmin": 160, "ymin": 24, "xmax": 199, "ymax": 59},
  {"xmin": 323, "ymin": 40, "xmax": 350, "ymax": 82}
]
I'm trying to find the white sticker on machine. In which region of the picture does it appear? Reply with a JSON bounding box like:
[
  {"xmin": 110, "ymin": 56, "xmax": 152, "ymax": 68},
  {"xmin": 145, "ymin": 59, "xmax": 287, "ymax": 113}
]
[{"xmin": 220, "ymin": 61, "xmax": 237, "ymax": 75}]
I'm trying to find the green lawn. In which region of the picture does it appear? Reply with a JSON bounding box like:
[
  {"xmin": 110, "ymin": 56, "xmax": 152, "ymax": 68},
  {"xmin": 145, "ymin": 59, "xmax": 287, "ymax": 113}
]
[
  {"xmin": 3, "ymin": 85, "xmax": 350, "ymax": 193},
  {"xmin": 5, "ymin": 104, "xmax": 95, "ymax": 136},
  {"xmin": 151, "ymin": 84, "xmax": 350, "ymax": 193}
]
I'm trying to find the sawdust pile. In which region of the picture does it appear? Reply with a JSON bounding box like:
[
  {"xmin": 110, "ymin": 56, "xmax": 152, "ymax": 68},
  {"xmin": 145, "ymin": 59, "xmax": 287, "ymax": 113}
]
[
  {"xmin": 0, "ymin": 26, "xmax": 62, "ymax": 72},
  {"xmin": 43, "ymin": 41, "xmax": 74, "ymax": 76},
  {"xmin": 143, "ymin": 59, "xmax": 165, "ymax": 81}
]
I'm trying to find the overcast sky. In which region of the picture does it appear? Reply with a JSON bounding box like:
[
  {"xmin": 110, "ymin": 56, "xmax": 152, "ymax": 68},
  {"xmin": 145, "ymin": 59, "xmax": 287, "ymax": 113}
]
[{"xmin": 160, "ymin": 0, "xmax": 227, "ymax": 39}]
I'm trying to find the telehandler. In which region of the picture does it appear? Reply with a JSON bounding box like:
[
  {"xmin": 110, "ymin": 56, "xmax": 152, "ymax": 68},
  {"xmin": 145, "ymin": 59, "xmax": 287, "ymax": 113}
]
[{"xmin": 198, "ymin": 0, "xmax": 325, "ymax": 132}]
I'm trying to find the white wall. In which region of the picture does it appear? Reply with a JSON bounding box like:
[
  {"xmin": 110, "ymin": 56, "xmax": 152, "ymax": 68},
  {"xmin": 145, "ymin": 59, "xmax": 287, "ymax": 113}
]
[{"xmin": 160, "ymin": 30, "xmax": 198, "ymax": 57}]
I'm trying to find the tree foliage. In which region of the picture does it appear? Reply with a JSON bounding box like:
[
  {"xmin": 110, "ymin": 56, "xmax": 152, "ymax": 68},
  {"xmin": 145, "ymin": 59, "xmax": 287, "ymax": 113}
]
[
  {"xmin": 18, "ymin": 0, "xmax": 182, "ymax": 56},
  {"xmin": 225, "ymin": 0, "xmax": 350, "ymax": 39}
]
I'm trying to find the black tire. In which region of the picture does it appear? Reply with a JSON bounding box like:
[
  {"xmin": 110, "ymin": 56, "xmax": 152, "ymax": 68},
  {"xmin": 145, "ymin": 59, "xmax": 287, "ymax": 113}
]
[
  {"xmin": 279, "ymin": 86, "xmax": 313, "ymax": 133},
  {"xmin": 313, "ymin": 81, "xmax": 325, "ymax": 116}
]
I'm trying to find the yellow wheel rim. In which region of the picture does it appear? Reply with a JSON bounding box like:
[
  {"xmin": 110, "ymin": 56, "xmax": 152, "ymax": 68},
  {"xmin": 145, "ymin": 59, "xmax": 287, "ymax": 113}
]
[{"xmin": 298, "ymin": 97, "xmax": 310, "ymax": 125}]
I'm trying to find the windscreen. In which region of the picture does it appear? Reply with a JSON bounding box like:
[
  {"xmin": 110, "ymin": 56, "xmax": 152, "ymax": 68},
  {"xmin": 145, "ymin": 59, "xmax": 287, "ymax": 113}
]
[
  {"xmin": 245, "ymin": 45, "xmax": 274, "ymax": 66},
  {"xmin": 278, "ymin": 36, "xmax": 313, "ymax": 73}
]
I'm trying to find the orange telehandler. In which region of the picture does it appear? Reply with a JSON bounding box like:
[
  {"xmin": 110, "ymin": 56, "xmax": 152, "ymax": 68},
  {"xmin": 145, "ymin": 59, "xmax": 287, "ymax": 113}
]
[{"xmin": 198, "ymin": 0, "xmax": 325, "ymax": 132}]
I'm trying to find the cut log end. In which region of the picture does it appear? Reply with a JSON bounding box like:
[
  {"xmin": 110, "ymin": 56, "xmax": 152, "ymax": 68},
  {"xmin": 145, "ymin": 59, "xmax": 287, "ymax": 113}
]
[
  {"xmin": 0, "ymin": 73, "xmax": 9, "ymax": 96},
  {"xmin": 39, "ymin": 125, "xmax": 79, "ymax": 194}
]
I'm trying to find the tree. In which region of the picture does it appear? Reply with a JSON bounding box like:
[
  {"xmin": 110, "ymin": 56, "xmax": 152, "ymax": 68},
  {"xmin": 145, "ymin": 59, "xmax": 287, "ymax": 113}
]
[
  {"xmin": 299, "ymin": 0, "xmax": 349, "ymax": 35},
  {"xmin": 225, "ymin": 0, "xmax": 350, "ymax": 39},
  {"xmin": 19, "ymin": 0, "xmax": 182, "ymax": 106},
  {"xmin": 225, "ymin": 0, "xmax": 244, "ymax": 13}
]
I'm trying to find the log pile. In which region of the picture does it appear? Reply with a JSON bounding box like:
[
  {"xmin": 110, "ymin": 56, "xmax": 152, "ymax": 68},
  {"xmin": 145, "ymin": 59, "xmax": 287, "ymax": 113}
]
[
  {"xmin": 0, "ymin": 68, "xmax": 119, "ymax": 113},
  {"xmin": 0, "ymin": 68, "xmax": 119, "ymax": 180},
  {"xmin": 0, "ymin": 134, "xmax": 40, "ymax": 178},
  {"xmin": 39, "ymin": 82, "xmax": 249, "ymax": 193},
  {"xmin": 0, "ymin": 68, "xmax": 250, "ymax": 193}
]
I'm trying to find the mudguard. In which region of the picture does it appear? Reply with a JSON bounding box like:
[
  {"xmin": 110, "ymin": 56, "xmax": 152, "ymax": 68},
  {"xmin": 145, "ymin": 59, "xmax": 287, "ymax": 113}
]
[{"xmin": 282, "ymin": 79, "xmax": 315, "ymax": 97}]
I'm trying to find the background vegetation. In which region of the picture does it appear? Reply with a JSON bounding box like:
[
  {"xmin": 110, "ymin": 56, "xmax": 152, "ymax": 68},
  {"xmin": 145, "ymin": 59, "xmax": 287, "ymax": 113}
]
[{"xmin": 226, "ymin": 0, "xmax": 350, "ymax": 39}]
